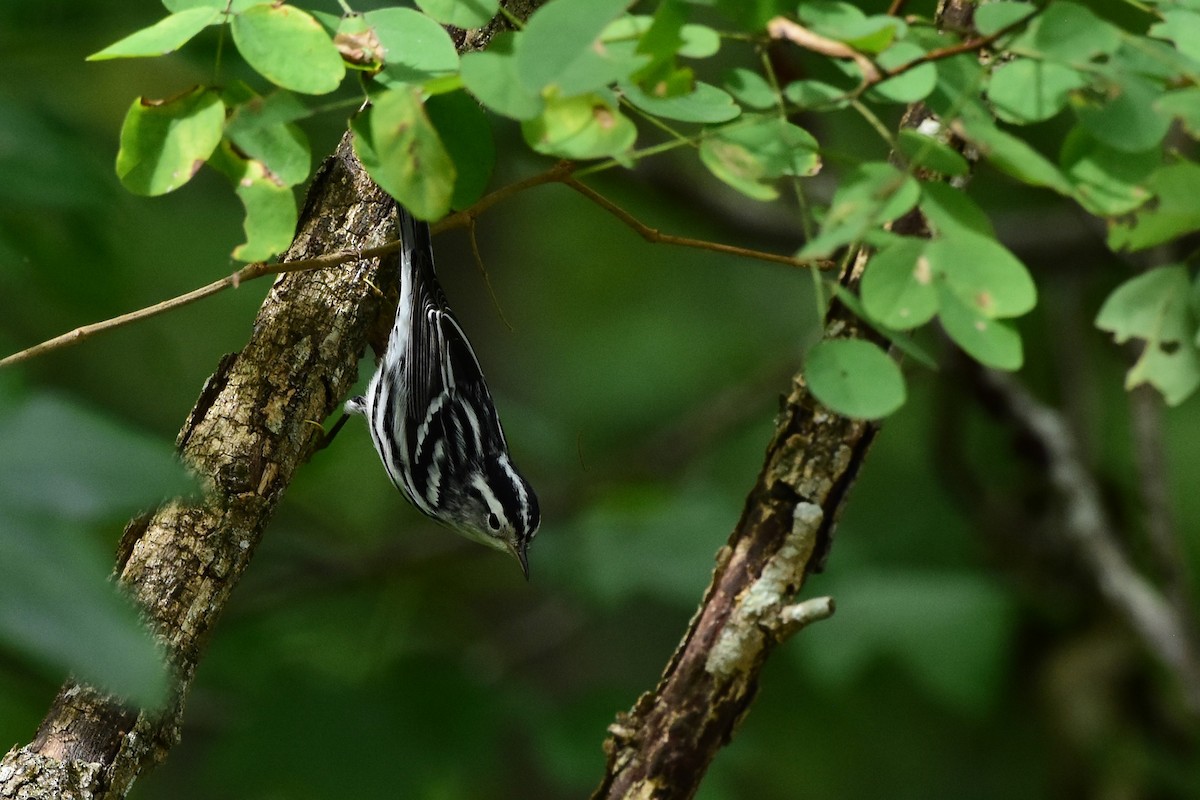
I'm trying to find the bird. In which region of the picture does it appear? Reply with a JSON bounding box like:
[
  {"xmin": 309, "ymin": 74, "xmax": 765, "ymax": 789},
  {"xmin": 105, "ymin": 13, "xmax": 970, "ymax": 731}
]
[{"xmin": 345, "ymin": 206, "xmax": 540, "ymax": 577}]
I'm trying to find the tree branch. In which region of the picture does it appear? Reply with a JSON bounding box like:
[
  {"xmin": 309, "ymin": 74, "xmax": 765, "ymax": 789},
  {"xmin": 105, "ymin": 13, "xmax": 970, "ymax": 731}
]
[
  {"xmin": 589, "ymin": 2, "xmax": 978, "ymax": 796},
  {"xmin": 978, "ymin": 369, "xmax": 1200, "ymax": 714}
]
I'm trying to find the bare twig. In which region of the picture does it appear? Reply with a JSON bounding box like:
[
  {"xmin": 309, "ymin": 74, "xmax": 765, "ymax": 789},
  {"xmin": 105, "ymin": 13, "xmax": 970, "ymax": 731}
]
[
  {"xmin": 561, "ymin": 176, "xmax": 835, "ymax": 271},
  {"xmin": 766, "ymin": 17, "xmax": 882, "ymax": 82},
  {"xmin": 981, "ymin": 369, "xmax": 1200, "ymax": 714}
]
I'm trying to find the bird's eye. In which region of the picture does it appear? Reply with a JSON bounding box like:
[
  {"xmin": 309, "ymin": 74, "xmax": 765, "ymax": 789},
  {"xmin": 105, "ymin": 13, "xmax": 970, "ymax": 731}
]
[{"xmin": 487, "ymin": 513, "xmax": 501, "ymax": 531}]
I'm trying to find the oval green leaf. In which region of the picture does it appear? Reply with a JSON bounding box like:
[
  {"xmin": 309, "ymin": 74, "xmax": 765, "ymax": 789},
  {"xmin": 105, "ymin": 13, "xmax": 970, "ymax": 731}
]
[
  {"xmin": 924, "ymin": 232, "xmax": 1036, "ymax": 319},
  {"xmin": 861, "ymin": 238, "xmax": 938, "ymax": 329},
  {"xmin": 115, "ymin": 86, "xmax": 225, "ymax": 196},
  {"xmin": 366, "ymin": 7, "xmax": 460, "ymax": 85},
  {"xmin": 805, "ymin": 338, "xmax": 906, "ymax": 420},
  {"xmin": 937, "ymin": 286, "xmax": 1024, "ymax": 370},
  {"xmin": 231, "ymin": 4, "xmax": 345, "ymax": 95},
  {"xmin": 988, "ymin": 59, "xmax": 1085, "ymax": 124}
]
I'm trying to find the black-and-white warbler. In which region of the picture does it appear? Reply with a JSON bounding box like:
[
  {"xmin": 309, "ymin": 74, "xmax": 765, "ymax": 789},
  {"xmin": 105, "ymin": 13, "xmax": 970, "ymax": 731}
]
[{"xmin": 346, "ymin": 207, "xmax": 540, "ymax": 577}]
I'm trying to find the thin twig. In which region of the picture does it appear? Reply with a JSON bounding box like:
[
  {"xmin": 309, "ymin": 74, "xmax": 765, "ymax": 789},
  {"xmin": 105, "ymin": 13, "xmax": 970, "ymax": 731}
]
[
  {"xmin": 982, "ymin": 369, "xmax": 1200, "ymax": 714},
  {"xmin": 560, "ymin": 176, "xmax": 835, "ymax": 271},
  {"xmin": 766, "ymin": 17, "xmax": 881, "ymax": 82},
  {"xmin": 3, "ymin": 161, "xmax": 825, "ymax": 368},
  {"xmin": 467, "ymin": 218, "xmax": 514, "ymax": 332}
]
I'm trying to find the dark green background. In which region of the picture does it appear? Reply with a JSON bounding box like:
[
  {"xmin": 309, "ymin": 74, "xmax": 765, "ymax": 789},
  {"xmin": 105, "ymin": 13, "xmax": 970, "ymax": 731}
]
[{"xmin": 2, "ymin": 1, "xmax": 1198, "ymax": 798}]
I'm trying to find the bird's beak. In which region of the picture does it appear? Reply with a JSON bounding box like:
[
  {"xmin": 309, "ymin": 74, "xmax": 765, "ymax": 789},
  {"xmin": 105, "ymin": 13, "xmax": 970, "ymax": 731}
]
[{"xmin": 508, "ymin": 540, "xmax": 530, "ymax": 581}]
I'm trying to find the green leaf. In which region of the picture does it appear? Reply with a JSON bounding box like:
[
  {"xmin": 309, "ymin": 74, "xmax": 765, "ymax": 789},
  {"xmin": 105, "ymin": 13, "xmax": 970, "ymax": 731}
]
[
  {"xmin": 1013, "ymin": 1, "xmax": 1121, "ymax": 63},
  {"xmin": 1096, "ymin": 266, "xmax": 1194, "ymax": 346},
  {"xmin": 896, "ymin": 129, "xmax": 969, "ymax": 177},
  {"xmin": 208, "ymin": 142, "xmax": 298, "ymax": 261},
  {"xmin": 115, "ymin": 87, "xmax": 225, "ymax": 196},
  {"xmin": 601, "ymin": 16, "xmax": 721, "ymax": 59},
  {"xmin": 520, "ymin": 90, "xmax": 637, "ymax": 161},
  {"xmin": 415, "ymin": 0, "xmax": 499, "ymax": 29},
  {"xmin": 1108, "ymin": 162, "xmax": 1200, "ymax": 252},
  {"xmin": 837, "ymin": 16, "xmax": 905, "ymax": 55},
  {"xmin": 1096, "ymin": 266, "xmax": 1200, "ymax": 404},
  {"xmin": 88, "ymin": 7, "xmax": 221, "ymax": 60},
  {"xmin": 783, "ymin": 80, "xmax": 849, "ymax": 110},
  {"xmin": 698, "ymin": 115, "xmax": 820, "ymax": 201},
  {"xmin": 958, "ymin": 115, "xmax": 1073, "ymax": 195},
  {"xmin": 1060, "ymin": 125, "xmax": 1157, "ymax": 217},
  {"xmin": 1072, "ymin": 75, "xmax": 1171, "ymax": 154},
  {"xmin": 919, "ymin": 182, "xmax": 995, "ymax": 238},
  {"xmin": 870, "ymin": 42, "xmax": 937, "ymax": 104},
  {"xmin": 353, "ymin": 87, "xmax": 456, "ymax": 220},
  {"xmin": 937, "ymin": 286, "xmax": 1023, "ymax": 370},
  {"xmin": 426, "ymin": 91, "xmax": 495, "ymax": 210},
  {"xmin": 861, "ymin": 238, "xmax": 937, "ymax": 329},
  {"xmin": 925, "ymin": 232, "xmax": 1036, "ymax": 319},
  {"xmin": 231, "ymin": 4, "xmax": 345, "ymax": 95},
  {"xmin": 804, "ymin": 338, "xmax": 906, "ymax": 420},
  {"xmin": 1156, "ymin": 87, "xmax": 1200, "ymax": 139},
  {"xmin": 620, "ymin": 80, "xmax": 740, "ymax": 123},
  {"xmin": 799, "ymin": 162, "xmax": 919, "ymax": 258},
  {"xmin": 460, "ymin": 32, "xmax": 543, "ymax": 120},
  {"xmin": 796, "ymin": 0, "xmax": 866, "ymax": 38},
  {"xmin": 516, "ymin": 0, "xmax": 637, "ymax": 94},
  {"xmin": 723, "ymin": 67, "xmax": 776, "ymax": 110},
  {"xmin": 987, "ymin": 59, "xmax": 1085, "ymax": 124},
  {"xmin": 1126, "ymin": 338, "xmax": 1200, "ymax": 405},
  {"xmin": 225, "ymin": 91, "xmax": 312, "ymax": 187},
  {"xmin": 973, "ymin": 2, "xmax": 1037, "ymax": 36},
  {"xmin": 366, "ymin": 7, "xmax": 460, "ymax": 86},
  {"xmin": 1149, "ymin": 10, "xmax": 1200, "ymax": 64}
]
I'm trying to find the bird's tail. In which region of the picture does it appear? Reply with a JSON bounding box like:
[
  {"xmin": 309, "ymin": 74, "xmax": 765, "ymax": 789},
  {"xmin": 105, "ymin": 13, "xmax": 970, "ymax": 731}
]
[{"xmin": 397, "ymin": 205, "xmax": 438, "ymax": 288}]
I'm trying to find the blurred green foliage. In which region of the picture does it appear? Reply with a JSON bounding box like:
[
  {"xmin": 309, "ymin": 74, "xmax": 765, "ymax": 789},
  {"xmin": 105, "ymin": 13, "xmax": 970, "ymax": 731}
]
[{"xmin": 2, "ymin": 1, "xmax": 1200, "ymax": 799}]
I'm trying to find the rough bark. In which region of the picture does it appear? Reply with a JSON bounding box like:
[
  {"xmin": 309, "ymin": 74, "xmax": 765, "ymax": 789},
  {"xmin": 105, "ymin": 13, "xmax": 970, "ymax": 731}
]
[{"xmin": 0, "ymin": 5, "xmax": 543, "ymax": 797}]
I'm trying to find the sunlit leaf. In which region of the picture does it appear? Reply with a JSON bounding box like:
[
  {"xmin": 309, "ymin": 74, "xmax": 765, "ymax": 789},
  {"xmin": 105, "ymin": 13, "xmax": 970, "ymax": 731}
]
[
  {"xmin": 208, "ymin": 142, "xmax": 298, "ymax": 261},
  {"xmin": 88, "ymin": 7, "xmax": 221, "ymax": 60},
  {"xmin": 988, "ymin": 59, "xmax": 1085, "ymax": 124},
  {"xmin": 520, "ymin": 90, "xmax": 637, "ymax": 160},
  {"xmin": 366, "ymin": 7, "xmax": 460, "ymax": 86},
  {"xmin": 461, "ymin": 32, "xmax": 543, "ymax": 120},
  {"xmin": 516, "ymin": 0, "xmax": 637, "ymax": 94},
  {"xmin": 115, "ymin": 86, "xmax": 224, "ymax": 196},
  {"xmin": 231, "ymin": 4, "xmax": 345, "ymax": 94}
]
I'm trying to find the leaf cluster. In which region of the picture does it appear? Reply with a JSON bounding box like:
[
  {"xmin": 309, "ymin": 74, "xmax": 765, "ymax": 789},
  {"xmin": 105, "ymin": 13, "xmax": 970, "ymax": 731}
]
[{"xmin": 86, "ymin": 0, "xmax": 1200, "ymax": 417}]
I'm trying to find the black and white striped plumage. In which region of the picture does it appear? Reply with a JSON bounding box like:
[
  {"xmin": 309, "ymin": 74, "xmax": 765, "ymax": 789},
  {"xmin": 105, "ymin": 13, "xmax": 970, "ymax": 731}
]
[{"xmin": 346, "ymin": 207, "xmax": 539, "ymax": 576}]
